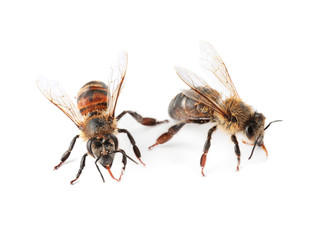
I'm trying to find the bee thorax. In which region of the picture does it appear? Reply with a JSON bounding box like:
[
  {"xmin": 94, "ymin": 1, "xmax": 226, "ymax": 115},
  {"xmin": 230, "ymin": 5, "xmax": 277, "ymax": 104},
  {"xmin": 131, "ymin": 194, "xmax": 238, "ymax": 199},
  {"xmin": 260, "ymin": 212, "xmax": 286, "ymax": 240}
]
[
  {"xmin": 215, "ymin": 98, "xmax": 253, "ymax": 134},
  {"xmin": 80, "ymin": 114, "xmax": 118, "ymax": 141}
]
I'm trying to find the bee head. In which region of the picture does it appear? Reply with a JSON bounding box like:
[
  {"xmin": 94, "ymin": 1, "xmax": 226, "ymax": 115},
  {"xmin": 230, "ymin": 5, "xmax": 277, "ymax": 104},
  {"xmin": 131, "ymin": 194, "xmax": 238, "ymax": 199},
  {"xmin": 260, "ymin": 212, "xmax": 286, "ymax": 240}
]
[
  {"xmin": 245, "ymin": 113, "xmax": 282, "ymax": 160},
  {"xmin": 244, "ymin": 112, "xmax": 265, "ymax": 146},
  {"xmin": 86, "ymin": 134, "xmax": 118, "ymax": 159}
]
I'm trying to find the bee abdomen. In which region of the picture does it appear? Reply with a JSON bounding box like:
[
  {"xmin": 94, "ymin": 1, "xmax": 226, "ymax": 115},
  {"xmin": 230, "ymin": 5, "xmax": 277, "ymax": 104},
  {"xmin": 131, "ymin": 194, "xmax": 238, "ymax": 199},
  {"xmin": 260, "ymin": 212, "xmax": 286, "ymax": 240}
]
[
  {"xmin": 168, "ymin": 92, "xmax": 208, "ymax": 120},
  {"xmin": 77, "ymin": 81, "xmax": 108, "ymax": 116}
]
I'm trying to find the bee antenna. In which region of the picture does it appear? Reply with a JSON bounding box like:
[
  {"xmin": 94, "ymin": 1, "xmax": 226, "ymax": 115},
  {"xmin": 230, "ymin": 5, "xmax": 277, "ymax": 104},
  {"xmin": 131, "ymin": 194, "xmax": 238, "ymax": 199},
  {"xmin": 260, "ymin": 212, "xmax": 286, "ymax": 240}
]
[
  {"xmin": 264, "ymin": 120, "xmax": 282, "ymax": 131},
  {"xmin": 112, "ymin": 151, "xmax": 139, "ymax": 165},
  {"xmin": 248, "ymin": 137, "xmax": 259, "ymax": 160},
  {"xmin": 124, "ymin": 154, "xmax": 138, "ymax": 164}
]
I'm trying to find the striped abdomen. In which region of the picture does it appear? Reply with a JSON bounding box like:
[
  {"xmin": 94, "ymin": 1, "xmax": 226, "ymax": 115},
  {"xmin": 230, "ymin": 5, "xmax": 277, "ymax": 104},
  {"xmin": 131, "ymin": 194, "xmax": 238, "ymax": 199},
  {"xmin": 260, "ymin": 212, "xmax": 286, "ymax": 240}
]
[
  {"xmin": 77, "ymin": 81, "xmax": 108, "ymax": 116},
  {"xmin": 168, "ymin": 87, "xmax": 219, "ymax": 120}
]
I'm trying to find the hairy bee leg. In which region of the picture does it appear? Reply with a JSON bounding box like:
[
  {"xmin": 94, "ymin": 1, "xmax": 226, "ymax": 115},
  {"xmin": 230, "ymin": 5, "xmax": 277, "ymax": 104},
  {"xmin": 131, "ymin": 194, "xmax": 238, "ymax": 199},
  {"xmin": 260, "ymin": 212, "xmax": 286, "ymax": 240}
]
[
  {"xmin": 54, "ymin": 135, "xmax": 80, "ymax": 170},
  {"xmin": 118, "ymin": 128, "xmax": 145, "ymax": 166},
  {"xmin": 117, "ymin": 149, "xmax": 128, "ymax": 175},
  {"xmin": 149, "ymin": 120, "xmax": 187, "ymax": 149},
  {"xmin": 149, "ymin": 118, "xmax": 210, "ymax": 149},
  {"xmin": 70, "ymin": 153, "xmax": 88, "ymax": 185},
  {"xmin": 116, "ymin": 110, "xmax": 168, "ymax": 126},
  {"xmin": 231, "ymin": 135, "xmax": 241, "ymax": 171},
  {"xmin": 200, "ymin": 126, "xmax": 217, "ymax": 176},
  {"xmin": 95, "ymin": 157, "xmax": 105, "ymax": 183}
]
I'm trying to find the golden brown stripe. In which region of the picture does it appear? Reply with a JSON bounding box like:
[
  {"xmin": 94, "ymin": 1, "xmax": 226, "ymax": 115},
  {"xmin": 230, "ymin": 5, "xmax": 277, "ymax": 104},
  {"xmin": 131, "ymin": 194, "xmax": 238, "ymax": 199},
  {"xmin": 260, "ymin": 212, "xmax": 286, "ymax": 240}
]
[{"xmin": 77, "ymin": 81, "xmax": 109, "ymax": 116}]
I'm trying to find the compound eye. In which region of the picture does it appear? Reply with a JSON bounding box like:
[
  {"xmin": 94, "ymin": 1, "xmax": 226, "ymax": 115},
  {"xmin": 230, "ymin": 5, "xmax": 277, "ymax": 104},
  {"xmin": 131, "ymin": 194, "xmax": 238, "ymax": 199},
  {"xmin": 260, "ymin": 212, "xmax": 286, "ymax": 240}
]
[
  {"xmin": 245, "ymin": 125, "xmax": 255, "ymax": 139},
  {"xmin": 93, "ymin": 140, "xmax": 103, "ymax": 149}
]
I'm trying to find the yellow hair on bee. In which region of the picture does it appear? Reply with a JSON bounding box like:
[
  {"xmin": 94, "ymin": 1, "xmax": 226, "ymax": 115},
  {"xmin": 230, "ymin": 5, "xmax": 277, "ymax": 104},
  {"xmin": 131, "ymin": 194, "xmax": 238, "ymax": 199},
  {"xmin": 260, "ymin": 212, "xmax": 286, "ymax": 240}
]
[
  {"xmin": 215, "ymin": 97, "xmax": 253, "ymax": 134},
  {"xmin": 80, "ymin": 111, "xmax": 118, "ymax": 141}
]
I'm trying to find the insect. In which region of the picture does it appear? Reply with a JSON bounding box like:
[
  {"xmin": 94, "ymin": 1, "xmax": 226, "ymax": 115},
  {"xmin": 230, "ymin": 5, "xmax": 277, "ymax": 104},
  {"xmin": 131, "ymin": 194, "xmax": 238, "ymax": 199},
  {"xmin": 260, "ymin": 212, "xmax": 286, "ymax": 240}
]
[
  {"xmin": 149, "ymin": 42, "xmax": 281, "ymax": 175},
  {"xmin": 37, "ymin": 52, "xmax": 167, "ymax": 184}
]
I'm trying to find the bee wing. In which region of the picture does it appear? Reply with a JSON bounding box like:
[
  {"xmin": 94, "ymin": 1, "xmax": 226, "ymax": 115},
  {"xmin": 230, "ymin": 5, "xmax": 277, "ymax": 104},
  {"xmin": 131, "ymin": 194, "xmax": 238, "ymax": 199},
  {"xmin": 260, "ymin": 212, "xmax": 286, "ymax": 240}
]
[
  {"xmin": 200, "ymin": 42, "xmax": 240, "ymax": 99},
  {"xmin": 176, "ymin": 67, "xmax": 229, "ymax": 117},
  {"xmin": 36, "ymin": 76, "xmax": 83, "ymax": 128},
  {"xmin": 107, "ymin": 51, "xmax": 128, "ymax": 117}
]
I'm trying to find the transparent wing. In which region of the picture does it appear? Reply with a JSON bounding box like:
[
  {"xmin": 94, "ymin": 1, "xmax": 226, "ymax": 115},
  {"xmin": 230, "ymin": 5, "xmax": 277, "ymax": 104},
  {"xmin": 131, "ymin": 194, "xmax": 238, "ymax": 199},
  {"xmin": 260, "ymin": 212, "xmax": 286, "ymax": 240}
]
[
  {"xmin": 36, "ymin": 76, "xmax": 83, "ymax": 128},
  {"xmin": 107, "ymin": 51, "xmax": 128, "ymax": 117},
  {"xmin": 175, "ymin": 67, "xmax": 229, "ymax": 118},
  {"xmin": 200, "ymin": 41, "xmax": 240, "ymax": 98}
]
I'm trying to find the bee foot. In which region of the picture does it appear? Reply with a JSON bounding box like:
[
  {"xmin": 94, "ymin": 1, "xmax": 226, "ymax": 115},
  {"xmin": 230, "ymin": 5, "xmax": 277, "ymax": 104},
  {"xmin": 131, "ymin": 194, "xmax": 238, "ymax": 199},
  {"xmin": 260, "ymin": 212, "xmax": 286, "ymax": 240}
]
[
  {"xmin": 54, "ymin": 163, "xmax": 62, "ymax": 170},
  {"xmin": 137, "ymin": 158, "xmax": 146, "ymax": 166},
  {"xmin": 148, "ymin": 143, "xmax": 158, "ymax": 150},
  {"xmin": 70, "ymin": 179, "xmax": 77, "ymax": 185}
]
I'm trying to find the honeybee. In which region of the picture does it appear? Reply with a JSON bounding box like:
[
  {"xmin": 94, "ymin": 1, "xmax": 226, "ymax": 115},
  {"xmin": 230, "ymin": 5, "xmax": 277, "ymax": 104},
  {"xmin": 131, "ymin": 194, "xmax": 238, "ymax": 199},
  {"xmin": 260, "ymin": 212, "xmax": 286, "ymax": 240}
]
[
  {"xmin": 37, "ymin": 52, "xmax": 167, "ymax": 184},
  {"xmin": 149, "ymin": 42, "xmax": 281, "ymax": 175}
]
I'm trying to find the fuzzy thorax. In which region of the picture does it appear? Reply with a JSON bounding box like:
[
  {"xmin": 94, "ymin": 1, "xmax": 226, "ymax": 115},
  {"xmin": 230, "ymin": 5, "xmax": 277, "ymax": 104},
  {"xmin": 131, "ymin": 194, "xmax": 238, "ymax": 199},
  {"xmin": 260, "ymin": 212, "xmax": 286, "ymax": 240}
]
[
  {"xmin": 80, "ymin": 112, "xmax": 118, "ymax": 141},
  {"xmin": 214, "ymin": 97, "xmax": 253, "ymax": 134}
]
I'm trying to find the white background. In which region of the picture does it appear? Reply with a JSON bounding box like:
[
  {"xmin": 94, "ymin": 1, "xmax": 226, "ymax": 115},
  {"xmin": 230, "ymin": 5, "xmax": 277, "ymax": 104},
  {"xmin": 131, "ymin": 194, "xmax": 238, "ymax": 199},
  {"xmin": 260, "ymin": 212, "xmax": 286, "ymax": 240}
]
[{"xmin": 1, "ymin": 0, "xmax": 309, "ymax": 239}]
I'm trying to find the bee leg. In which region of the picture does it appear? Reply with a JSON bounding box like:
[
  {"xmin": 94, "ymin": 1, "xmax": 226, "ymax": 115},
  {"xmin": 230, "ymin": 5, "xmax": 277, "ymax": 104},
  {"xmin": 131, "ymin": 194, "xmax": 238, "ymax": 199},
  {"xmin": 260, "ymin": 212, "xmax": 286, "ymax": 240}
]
[
  {"xmin": 54, "ymin": 135, "xmax": 80, "ymax": 170},
  {"xmin": 149, "ymin": 120, "xmax": 187, "ymax": 149},
  {"xmin": 70, "ymin": 153, "xmax": 88, "ymax": 185},
  {"xmin": 149, "ymin": 118, "xmax": 210, "ymax": 149},
  {"xmin": 200, "ymin": 126, "xmax": 217, "ymax": 176},
  {"xmin": 231, "ymin": 135, "xmax": 241, "ymax": 171},
  {"xmin": 116, "ymin": 110, "xmax": 168, "ymax": 126},
  {"xmin": 117, "ymin": 150, "xmax": 127, "ymax": 181},
  {"xmin": 118, "ymin": 128, "xmax": 145, "ymax": 166}
]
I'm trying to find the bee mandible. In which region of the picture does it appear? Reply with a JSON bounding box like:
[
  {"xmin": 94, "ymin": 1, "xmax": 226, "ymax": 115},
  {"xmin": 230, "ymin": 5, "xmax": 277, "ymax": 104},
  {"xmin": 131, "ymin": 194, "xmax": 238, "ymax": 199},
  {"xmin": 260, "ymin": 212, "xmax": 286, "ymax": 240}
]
[
  {"xmin": 149, "ymin": 42, "xmax": 281, "ymax": 175},
  {"xmin": 37, "ymin": 52, "xmax": 167, "ymax": 184}
]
